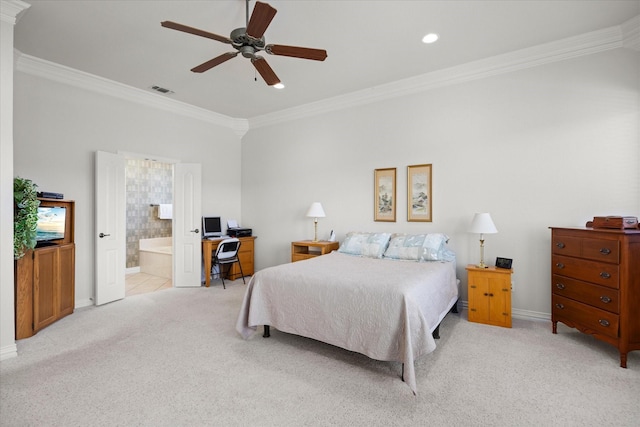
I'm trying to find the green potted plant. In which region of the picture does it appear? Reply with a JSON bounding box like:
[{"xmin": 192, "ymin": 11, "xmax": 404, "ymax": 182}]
[{"xmin": 14, "ymin": 177, "xmax": 40, "ymax": 260}]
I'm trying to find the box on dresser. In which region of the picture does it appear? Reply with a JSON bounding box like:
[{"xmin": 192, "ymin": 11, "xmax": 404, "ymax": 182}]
[
  {"xmin": 589, "ymin": 216, "xmax": 638, "ymax": 230},
  {"xmin": 550, "ymin": 226, "xmax": 640, "ymax": 368}
]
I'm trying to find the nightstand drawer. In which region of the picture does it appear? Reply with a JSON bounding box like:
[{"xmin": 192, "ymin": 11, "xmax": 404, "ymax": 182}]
[
  {"xmin": 552, "ymin": 275, "xmax": 619, "ymax": 313},
  {"xmin": 291, "ymin": 241, "xmax": 339, "ymax": 262},
  {"xmin": 552, "ymin": 295, "xmax": 619, "ymax": 339},
  {"xmin": 552, "ymin": 255, "xmax": 619, "ymax": 289}
]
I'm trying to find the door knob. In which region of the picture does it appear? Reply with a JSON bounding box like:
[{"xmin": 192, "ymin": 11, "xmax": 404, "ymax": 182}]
[
  {"xmin": 99, "ymin": 233, "xmax": 110, "ymax": 238},
  {"xmin": 190, "ymin": 228, "xmax": 200, "ymax": 234}
]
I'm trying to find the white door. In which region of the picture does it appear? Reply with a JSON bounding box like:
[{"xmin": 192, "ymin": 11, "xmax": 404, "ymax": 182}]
[
  {"xmin": 95, "ymin": 151, "xmax": 126, "ymax": 305},
  {"xmin": 173, "ymin": 163, "xmax": 202, "ymax": 287}
]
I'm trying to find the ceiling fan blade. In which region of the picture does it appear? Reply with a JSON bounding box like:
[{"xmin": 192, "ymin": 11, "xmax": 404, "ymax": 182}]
[
  {"xmin": 161, "ymin": 21, "xmax": 232, "ymax": 44},
  {"xmin": 266, "ymin": 44, "xmax": 327, "ymax": 61},
  {"xmin": 251, "ymin": 57, "xmax": 281, "ymax": 86},
  {"xmin": 246, "ymin": 1, "xmax": 277, "ymax": 39},
  {"xmin": 191, "ymin": 52, "xmax": 239, "ymax": 73}
]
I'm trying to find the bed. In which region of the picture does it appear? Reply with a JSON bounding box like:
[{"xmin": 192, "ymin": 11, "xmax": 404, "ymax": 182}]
[{"xmin": 235, "ymin": 232, "xmax": 459, "ymax": 394}]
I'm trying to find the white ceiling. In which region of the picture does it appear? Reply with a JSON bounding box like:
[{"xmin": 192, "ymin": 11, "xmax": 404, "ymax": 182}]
[{"xmin": 13, "ymin": 1, "xmax": 639, "ymax": 119}]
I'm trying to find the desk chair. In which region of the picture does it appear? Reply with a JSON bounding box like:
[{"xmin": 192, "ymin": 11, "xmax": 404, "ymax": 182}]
[{"xmin": 212, "ymin": 238, "xmax": 245, "ymax": 288}]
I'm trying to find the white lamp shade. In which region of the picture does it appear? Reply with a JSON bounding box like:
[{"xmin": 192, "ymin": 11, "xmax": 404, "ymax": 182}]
[
  {"xmin": 469, "ymin": 213, "xmax": 498, "ymax": 234},
  {"xmin": 306, "ymin": 202, "xmax": 326, "ymax": 218}
]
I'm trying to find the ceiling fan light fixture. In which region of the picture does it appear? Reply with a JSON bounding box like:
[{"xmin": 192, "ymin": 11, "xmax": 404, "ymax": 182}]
[
  {"xmin": 422, "ymin": 33, "xmax": 439, "ymax": 44},
  {"xmin": 162, "ymin": 1, "xmax": 327, "ymax": 86},
  {"xmin": 273, "ymin": 83, "xmax": 285, "ymax": 89}
]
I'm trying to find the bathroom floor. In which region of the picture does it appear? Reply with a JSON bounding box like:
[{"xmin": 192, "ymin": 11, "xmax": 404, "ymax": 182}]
[{"xmin": 125, "ymin": 272, "xmax": 172, "ymax": 296}]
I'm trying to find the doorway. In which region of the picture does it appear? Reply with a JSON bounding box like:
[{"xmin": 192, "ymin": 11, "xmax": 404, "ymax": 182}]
[
  {"xmin": 96, "ymin": 151, "xmax": 202, "ymax": 305},
  {"xmin": 124, "ymin": 157, "xmax": 174, "ymax": 296}
]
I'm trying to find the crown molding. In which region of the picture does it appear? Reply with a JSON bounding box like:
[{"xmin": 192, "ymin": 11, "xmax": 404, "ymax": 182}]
[
  {"xmin": 621, "ymin": 14, "xmax": 640, "ymax": 51},
  {"xmin": 0, "ymin": 0, "xmax": 30, "ymax": 25},
  {"xmin": 248, "ymin": 23, "xmax": 627, "ymax": 129},
  {"xmin": 14, "ymin": 51, "xmax": 249, "ymax": 137}
]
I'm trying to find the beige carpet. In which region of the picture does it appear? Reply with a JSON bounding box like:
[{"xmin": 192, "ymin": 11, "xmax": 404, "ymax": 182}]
[{"xmin": 1, "ymin": 281, "xmax": 639, "ymax": 426}]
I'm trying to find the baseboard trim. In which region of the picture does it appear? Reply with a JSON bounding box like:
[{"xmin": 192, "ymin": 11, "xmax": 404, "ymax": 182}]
[
  {"xmin": 75, "ymin": 299, "xmax": 94, "ymax": 309},
  {"xmin": 460, "ymin": 300, "xmax": 551, "ymax": 322},
  {"xmin": 0, "ymin": 343, "xmax": 18, "ymax": 361}
]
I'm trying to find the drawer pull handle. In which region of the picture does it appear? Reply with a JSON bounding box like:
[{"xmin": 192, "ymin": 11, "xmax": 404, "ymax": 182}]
[
  {"xmin": 484, "ymin": 293, "xmax": 488, "ymax": 296},
  {"xmin": 599, "ymin": 248, "xmax": 611, "ymax": 255},
  {"xmin": 555, "ymin": 303, "xmax": 565, "ymax": 309},
  {"xmin": 598, "ymin": 319, "xmax": 610, "ymax": 327},
  {"xmin": 555, "ymin": 283, "xmax": 565, "ymax": 290},
  {"xmin": 555, "ymin": 242, "xmax": 565, "ymax": 249},
  {"xmin": 555, "ymin": 263, "xmax": 564, "ymax": 269},
  {"xmin": 600, "ymin": 296, "xmax": 612, "ymax": 304},
  {"xmin": 600, "ymin": 272, "xmax": 611, "ymax": 279}
]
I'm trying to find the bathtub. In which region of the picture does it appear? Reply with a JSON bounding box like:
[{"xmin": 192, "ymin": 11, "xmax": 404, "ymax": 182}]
[{"xmin": 139, "ymin": 237, "xmax": 172, "ymax": 279}]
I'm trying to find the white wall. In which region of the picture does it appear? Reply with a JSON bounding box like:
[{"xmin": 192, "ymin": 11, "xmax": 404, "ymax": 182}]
[
  {"xmin": 241, "ymin": 48, "xmax": 640, "ymax": 318},
  {"xmin": 13, "ymin": 72, "xmax": 243, "ymax": 306},
  {"xmin": 0, "ymin": 0, "xmax": 30, "ymax": 361}
]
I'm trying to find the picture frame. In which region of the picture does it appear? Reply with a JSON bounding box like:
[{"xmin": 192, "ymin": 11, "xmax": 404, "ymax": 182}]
[
  {"xmin": 374, "ymin": 168, "xmax": 396, "ymax": 222},
  {"xmin": 407, "ymin": 164, "xmax": 432, "ymax": 222}
]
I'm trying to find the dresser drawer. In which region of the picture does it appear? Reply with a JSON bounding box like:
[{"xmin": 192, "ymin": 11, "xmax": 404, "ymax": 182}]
[
  {"xmin": 581, "ymin": 238, "xmax": 620, "ymax": 264},
  {"xmin": 552, "ymin": 275, "xmax": 619, "ymax": 313},
  {"xmin": 551, "ymin": 235, "xmax": 582, "ymax": 257},
  {"xmin": 552, "ymin": 255, "xmax": 619, "ymax": 289},
  {"xmin": 552, "ymin": 295, "xmax": 619, "ymax": 339},
  {"xmin": 552, "ymin": 234, "xmax": 620, "ymax": 263}
]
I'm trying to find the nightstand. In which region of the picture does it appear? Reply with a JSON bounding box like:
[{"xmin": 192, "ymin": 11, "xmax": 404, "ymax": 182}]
[
  {"xmin": 466, "ymin": 264, "xmax": 513, "ymax": 328},
  {"xmin": 291, "ymin": 240, "xmax": 339, "ymax": 262}
]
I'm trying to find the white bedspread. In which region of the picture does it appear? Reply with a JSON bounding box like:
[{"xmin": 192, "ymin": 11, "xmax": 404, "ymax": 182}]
[{"xmin": 236, "ymin": 251, "xmax": 458, "ymax": 394}]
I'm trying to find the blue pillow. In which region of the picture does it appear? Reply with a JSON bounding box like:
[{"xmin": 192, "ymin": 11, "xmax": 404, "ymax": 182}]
[
  {"xmin": 338, "ymin": 232, "xmax": 392, "ymax": 258},
  {"xmin": 383, "ymin": 233, "xmax": 450, "ymax": 261}
]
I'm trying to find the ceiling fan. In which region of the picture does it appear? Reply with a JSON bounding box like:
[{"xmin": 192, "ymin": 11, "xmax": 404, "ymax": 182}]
[{"xmin": 161, "ymin": 0, "xmax": 327, "ymax": 86}]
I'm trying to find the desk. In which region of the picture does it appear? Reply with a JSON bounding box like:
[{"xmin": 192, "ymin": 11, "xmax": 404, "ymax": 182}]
[{"xmin": 202, "ymin": 236, "xmax": 256, "ymax": 287}]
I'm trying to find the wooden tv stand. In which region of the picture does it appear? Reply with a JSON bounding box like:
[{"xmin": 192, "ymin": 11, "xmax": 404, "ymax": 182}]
[{"xmin": 15, "ymin": 199, "xmax": 75, "ymax": 339}]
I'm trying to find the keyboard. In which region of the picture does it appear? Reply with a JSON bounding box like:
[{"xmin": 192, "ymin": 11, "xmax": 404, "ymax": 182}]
[{"xmin": 206, "ymin": 235, "xmax": 228, "ymax": 240}]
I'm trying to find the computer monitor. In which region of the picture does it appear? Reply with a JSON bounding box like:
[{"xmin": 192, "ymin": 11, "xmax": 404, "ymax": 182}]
[{"xmin": 202, "ymin": 216, "xmax": 222, "ymax": 237}]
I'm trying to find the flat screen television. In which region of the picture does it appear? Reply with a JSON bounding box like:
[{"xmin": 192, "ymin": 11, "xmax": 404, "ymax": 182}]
[
  {"xmin": 36, "ymin": 206, "xmax": 66, "ymax": 242},
  {"xmin": 202, "ymin": 216, "xmax": 222, "ymax": 237}
]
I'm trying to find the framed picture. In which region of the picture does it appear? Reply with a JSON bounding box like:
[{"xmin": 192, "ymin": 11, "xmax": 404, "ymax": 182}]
[
  {"xmin": 374, "ymin": 168, "xmax": 396, "ymax": 222},
  {"xmin": 407, "ymin": 164, "xmax": 432, "ymax": 222}
]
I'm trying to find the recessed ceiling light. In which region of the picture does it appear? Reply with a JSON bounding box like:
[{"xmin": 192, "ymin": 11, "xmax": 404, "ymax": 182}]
[
  {"xmin": 274, "ymin": 83, "xmax": 285, "ymax": 89},
  {"xmin": 422, "ymin": 33, "xmax": 439, "ymax": 44}
]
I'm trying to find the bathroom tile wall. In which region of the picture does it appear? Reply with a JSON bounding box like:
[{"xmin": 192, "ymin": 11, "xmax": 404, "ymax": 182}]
[{"xmin": 126, "ymin": 159, "xmax": 173, "ymax": 268}]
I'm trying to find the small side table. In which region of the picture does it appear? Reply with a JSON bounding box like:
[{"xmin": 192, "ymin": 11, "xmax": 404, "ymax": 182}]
[
  {"xmin": 466, "ymin": 264, "xmax": 513, "ymax": 328},
  {"xmin": 291, "ymin": 240, "xmax": 339, "ymax": 262}
]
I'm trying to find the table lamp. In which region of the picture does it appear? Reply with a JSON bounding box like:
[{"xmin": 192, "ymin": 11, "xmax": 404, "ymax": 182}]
[
  {"xmin": 469, "ymin": 212, "xmax": 498, "ymax": 268},
  {"xmin": 306, "ymin": 202, "xmax": 326, "ymax": 242}
]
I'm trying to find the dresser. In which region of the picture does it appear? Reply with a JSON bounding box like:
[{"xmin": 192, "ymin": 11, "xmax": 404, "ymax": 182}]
[{"xmin": 550, "ymin": 227, "xmax": 640, "ymax": 367}]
